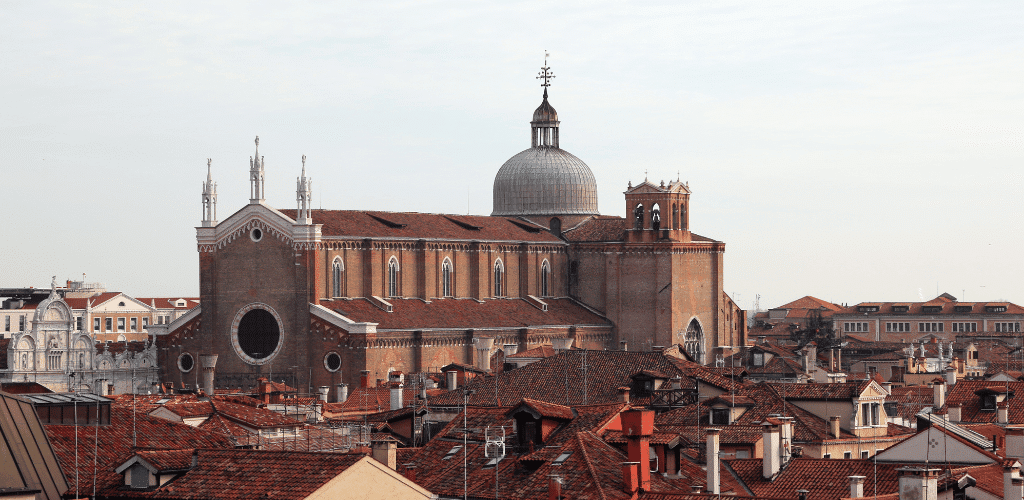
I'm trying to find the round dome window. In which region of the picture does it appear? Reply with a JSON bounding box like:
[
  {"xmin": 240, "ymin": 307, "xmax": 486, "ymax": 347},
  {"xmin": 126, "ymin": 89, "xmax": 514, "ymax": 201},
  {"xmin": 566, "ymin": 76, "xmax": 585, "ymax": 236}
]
[
  {"xmin": 230, "ymin": 303, "xmax": 284, "ymax": 365},
  {"xmin": 178, "ymin": 352, "xmax": 195, "ymax": 373},
  {"xmin": 324, "ymin": 352, "xmax": 342, "ymax": 372}
]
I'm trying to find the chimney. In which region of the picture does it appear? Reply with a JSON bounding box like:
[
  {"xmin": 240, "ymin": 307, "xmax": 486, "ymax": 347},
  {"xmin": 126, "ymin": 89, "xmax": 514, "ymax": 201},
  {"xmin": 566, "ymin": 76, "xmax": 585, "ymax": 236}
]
[
  {"xmin": 371, "ymin": 439, "xmax": 398, "ymax": 470},
  {"xmin": 336, "ymin": 383, "xmax": 348, "ymax": 403},
  {"xmin": 621, "ymin": 462, "xmax": 639, "ymax": 497},
  {"xmin": 707, "ymin": 429, "xmax": 721, "ymax": 494},
  {"xmin": 898, "ymin": 467, "xmax": 939, "ymax": 500},
  {"xmin": 549, "ymin": 475, "xmax": 563, "ymax": 500},
  {"xmin": 671, "ymin": 376, "xmax": 682, "ymax": 391},
  {"xmin": 446, "ymin": 370, "xmax": 458, "ymax": 390},
  {"xmin": 778, "ymin": 417, "xmax": 794, "ymax": 467},
  {"xmin": 829, "ymin": 416, "xmax": 841, "ymax": 438},
  {"xmin": 690, "ymin": 485, "xmax": 703, "ymax": 494},
  {"xmin": 198, "ymin": 354, "xmax": 218, "ymax": 397},
  {"xmin": 403, "ymin": 463, "xmax": 417, "ymax": 483},
  {"xmin": 97, "ymin": 379, "xmax": 109, "ymax": 396},
  {"xmin": 797, "ymin": 489, "xmax": 809, "ymax": 500},
  {"xmin": 503, "ymin": 343, "xmax": 519, "ymax": 356},
  {"xmin": 947, "ymin": 404, "xmax": 961, "ymax": 423},
  {"xmin": 933, "ymin": 379, "xmax": 945, "ymax": 410},
  {"xmin": 318, "ymin": 386, "xmax": 329, "ymax": 403},
  {"xmin": 360, "ymin": 370, "xmax": 370, "ymax": 389},
  {"xmin": 552, "ymin": 337, "xmax": 574, "ymax": 353},
  {"xmin": 945, "ymin": 366, "xmax": 957, "ymax": 386},
  {"xmin": 476, "ymin": 337, "xmax": 495, "ymax": 371},
  {"xmin": 620, "ymin": 340, "xmax": 629, "ymax": 351},
  {"xmin": 621, "ymin": 409, "xmax": 654, "ymax": 492},
  {"xmin": 1008, "ymin": 428, "xmax": 1024, "ymax": 461},
  {"xmin": 849, "ymin": 476, "xmax": 866, "ymax": 498},
  {"xmin": 1007, "ymin": 462, "xmax": 1024, "ymax": 500},
  {"xmin": 618, "ymin": 386, "xmax": 631, "ymax": 404},
  {"xmin": 763, "ymin": 421, "xmax": 781, "ymax": 479},
  {"xmin": 802, "ymin": 344, "xmax": 816, "ymax": 372},
  {"xmin": 390, "ymin": 383, "xmax": 404, "ymax": 411},
  {"xmin": 999, "ymin": 401, "xmax": 1009, "ymax": 424}
]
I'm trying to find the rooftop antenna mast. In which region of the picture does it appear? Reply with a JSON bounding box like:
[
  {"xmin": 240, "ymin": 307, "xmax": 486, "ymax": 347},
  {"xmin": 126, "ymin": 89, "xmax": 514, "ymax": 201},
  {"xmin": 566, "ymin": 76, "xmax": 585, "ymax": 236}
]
[{"xmin": 485, "ymin": 425, "xmax": 507, "ymax": 499}]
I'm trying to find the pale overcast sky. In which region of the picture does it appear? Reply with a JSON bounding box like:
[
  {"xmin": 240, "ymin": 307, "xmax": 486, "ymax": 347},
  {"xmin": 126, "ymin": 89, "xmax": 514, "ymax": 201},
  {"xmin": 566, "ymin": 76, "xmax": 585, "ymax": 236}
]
[{"xmin": 2, "ymin": 1, "xmax": 1022, "ymax": 310}]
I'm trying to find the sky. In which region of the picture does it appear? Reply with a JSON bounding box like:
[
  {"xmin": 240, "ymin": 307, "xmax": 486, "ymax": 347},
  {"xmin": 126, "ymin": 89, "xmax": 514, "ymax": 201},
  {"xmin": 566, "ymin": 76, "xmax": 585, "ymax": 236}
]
[{"xmin": 2, "ymin": 1, "xmax": 1023, "ymax": 310}]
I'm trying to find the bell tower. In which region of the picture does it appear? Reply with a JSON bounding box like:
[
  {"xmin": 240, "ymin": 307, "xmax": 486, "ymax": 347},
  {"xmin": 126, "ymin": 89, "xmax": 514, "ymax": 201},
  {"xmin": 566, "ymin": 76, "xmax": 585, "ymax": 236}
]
[{"xmin": 624, "ymin": 175, "xmax": 691, "ymax": 243}]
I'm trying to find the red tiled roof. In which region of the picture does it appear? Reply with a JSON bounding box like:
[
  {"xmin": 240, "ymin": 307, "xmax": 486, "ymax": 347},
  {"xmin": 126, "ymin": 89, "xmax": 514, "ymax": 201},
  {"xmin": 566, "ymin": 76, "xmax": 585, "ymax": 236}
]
[
  {"xmin": 323, "ymin": 296, "xmax": 610, "ymax": 330},
  {"xmin": 836, "ymin": 298, "xmax": 1024, "ymax": 316},
  {"xmin": 726, "ymin": 458, "xmax": 901, "ymax": 500},
  {"xmin": 63, "ymin": 292, "xmax": 121, "ymax": 309},
  {"xmin": 210, "ymin": 399, "xmax": 302, "ymax": 429},
  {"xmin": 563, "ymin": 216, "xmax": 628, "ymax": 242},
  {"xmin": 44, "ymin": 407, "xmax": 234, "ymax": 495},
  {"xmin": 278, "ymin": 209, "xmax": 564, "ymax": 243},
  {"xmin": 404, "ymin": 403, "xmax": 681, "ymax": 499},
  {"xmin": 97, "ymin": 449, "xmax": 367, "ymax": 499},
  {"xmin": 777, "ymin": 296, "xmax": 843, "ymax": 312},
  {"xmin": 942, "ymin": 380, "xmax": 1024, "ymax": 424},
  {"xmin": 429, "ymin": 350, "xmax": 739, "ymax": 407},
  {"xmin": 134, "ymin": 297, "xmax": 200, "ymax": 309},
  {"xmin": 157, "ymin": 401, "xmax": 214, "ymax": 419},
  {"xmin": 512, "ymin": 398, "xmax": 576, "ymax": 420},
  {"xmin": 132, "ymin": 448, "xmax": 195, "ymax": 471}
]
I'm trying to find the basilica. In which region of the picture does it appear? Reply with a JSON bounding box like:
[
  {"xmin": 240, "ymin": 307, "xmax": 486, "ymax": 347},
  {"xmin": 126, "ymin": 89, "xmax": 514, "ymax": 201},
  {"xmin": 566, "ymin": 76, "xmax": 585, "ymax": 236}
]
[{"xmin": 153, "ymin": 63, "xmax": 746, "ymax": 396}]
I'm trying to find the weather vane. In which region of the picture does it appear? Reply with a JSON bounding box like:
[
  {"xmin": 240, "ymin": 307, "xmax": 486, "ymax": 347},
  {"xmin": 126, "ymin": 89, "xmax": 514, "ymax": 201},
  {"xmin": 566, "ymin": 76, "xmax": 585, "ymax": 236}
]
[{"xmin": 537, "ymin": 50, "xmax": 555, "ymax": 96}]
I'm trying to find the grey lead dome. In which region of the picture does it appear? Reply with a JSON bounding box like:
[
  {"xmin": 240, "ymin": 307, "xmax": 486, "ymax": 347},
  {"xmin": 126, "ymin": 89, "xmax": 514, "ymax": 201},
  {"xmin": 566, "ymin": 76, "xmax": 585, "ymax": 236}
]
[
  {"xmin": 492, "ymin": 148, "xmax": 598, "ymax": 216},
  {"xmin": 491, "ymin": 95, "xmax": 599, "ymax": 217}
]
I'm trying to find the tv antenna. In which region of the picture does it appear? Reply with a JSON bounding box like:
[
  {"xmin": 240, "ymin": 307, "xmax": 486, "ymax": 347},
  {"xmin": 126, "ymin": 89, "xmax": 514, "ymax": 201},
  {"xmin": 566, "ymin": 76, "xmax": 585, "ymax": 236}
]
[{"xmin": 485, "ymin": 426, "xmax": 507, "ymax": 499}]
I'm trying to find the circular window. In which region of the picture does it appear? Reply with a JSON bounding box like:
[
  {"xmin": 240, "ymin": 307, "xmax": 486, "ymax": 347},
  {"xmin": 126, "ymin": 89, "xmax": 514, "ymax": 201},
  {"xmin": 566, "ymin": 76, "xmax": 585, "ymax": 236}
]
[
  {"xmin": 178, "ymin": 353, "xmax": 194, "ymax": 373},
  {"xmin": 250, "ymin": 227, "xmax": 263, "ymax": 242},
  {"xmin": 230, "ymin": 303, "xmax": 284, "ymax": 365},
  {"xmin": 324, "ymin": 352, "xmax": 342, "ymax": 372}
]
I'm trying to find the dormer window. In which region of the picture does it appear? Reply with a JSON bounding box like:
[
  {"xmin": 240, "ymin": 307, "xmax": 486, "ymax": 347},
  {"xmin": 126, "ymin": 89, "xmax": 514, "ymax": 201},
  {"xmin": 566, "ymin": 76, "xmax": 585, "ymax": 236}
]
[
  {"xmin": 954, "ymin": 305, "xmax": 973, "ymax": 313},
  {"xmin": 858, "ymin": 306, "xmax": 879, "ymax": 313},
  {"xmin": 892, "ymin": 305, "xmax": 909, "ymax": 313},
  {"xmin": 922, "ymin": 306, "xmax": 942, "ymax": 314},
  {"xmin": 981, "ymin": 395, "xmax": 997, "ymax": 411},
  {"xmin": 987, "ymin": 305, "xmax": 1008, "ymax": 313},
  {"xmin": 753, "ymin": 352, "xmax": 764, "ymax": 367},
  {"xmin": 711, "ymin": 408, "xmax": 730, "ymax": 425}
]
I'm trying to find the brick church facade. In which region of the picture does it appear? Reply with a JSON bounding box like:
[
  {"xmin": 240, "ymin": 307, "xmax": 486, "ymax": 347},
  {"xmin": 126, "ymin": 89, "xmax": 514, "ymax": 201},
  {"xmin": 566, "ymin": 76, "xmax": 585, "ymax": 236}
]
[{"xmin": 154, "ymin": 66, "xmax": 746, "ymax": 395}]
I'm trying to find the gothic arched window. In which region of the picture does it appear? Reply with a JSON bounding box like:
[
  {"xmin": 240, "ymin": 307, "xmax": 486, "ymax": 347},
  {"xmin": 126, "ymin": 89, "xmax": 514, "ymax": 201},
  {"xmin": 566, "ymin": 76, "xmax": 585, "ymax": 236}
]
[
  {"xmin": 672, "ymin": 205, "xmax": 679, "ymax": 230},
  {"xmin": 494, "ymin": 259, "xmax": 505, "ymax": 297},
  {"xmin": 388, "ymin": 257, "xmax": 400, "ymax": 297},
  {"xmin": 651, "ymin": 203, "xmax": 661, "ymax": 231},
  {"xmin": 633, "ymin": 204, "xmax": 644, "ymax": 230},
  {"xmin": 541, "ymin": 260, "xmax": 551, "ymax": 297},
  {"xmin": 332, "ymin": 258, "xmax": 344, "ymax": 297},
  {"xmin": 441, "ymin": 258, "xmax": 453, "ymax": 297},
  {"xmin": 681, "ymin": 204, "xmax": 687, "ymax": 231},
  {"xmin": 683, "ymin": 319, "xmax": 705, "ymax": 365}
]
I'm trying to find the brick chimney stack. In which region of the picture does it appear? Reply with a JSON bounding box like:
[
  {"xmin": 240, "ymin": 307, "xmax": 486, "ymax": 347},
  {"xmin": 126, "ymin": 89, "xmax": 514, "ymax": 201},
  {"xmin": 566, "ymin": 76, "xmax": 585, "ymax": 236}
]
[
  {"xmin": 360, "ymin": 370, "xmax": 370, "ymax": 389},
  {"xmin": 621, "ymin": 409, "xmax": 654, "ymax": 492}
]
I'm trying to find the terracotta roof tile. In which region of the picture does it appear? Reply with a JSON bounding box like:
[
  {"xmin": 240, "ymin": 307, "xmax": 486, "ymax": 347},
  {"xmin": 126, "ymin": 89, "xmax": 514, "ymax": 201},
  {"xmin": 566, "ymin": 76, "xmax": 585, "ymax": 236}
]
[
  {"xmin": 278, "ymin": 209, "xmax": 564, "ymax": 243},
  {"xmin": 429, "ymin": 350, "xmax": 739, "ymax": 407},
  {"xmin": 506, "ymin": 344, "xmax": 556, "ymax": 359},
  {"xmin": 98, "ymin": 449, "xmax": 367, "ymax": 499},
  {"xmin": 44, "ymin": 407, "xmax": 234, "ymax": 495},
  {"xmin": 726, "ymin": 458, "xmax": 901, "ymax": 500},
  {"xmin": 323, "ymin": 296, "xmax": 610, "ymax": 330}
]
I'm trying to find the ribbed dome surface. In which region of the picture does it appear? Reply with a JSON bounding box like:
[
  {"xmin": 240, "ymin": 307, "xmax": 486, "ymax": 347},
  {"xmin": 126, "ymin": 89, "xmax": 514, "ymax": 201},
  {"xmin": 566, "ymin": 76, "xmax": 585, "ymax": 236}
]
[
  {"xmin": 491, "ymin": 147, "xmax": 598, "ymax": 216},
  {"xmin": 533, "ymin": 99, "xmax": 558, "ymax": 123}
]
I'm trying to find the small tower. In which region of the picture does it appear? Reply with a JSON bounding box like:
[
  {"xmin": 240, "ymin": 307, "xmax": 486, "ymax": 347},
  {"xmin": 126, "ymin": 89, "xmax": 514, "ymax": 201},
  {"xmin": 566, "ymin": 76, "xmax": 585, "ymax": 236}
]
[
  {"xmin": 249, "ymin": 136, "xmax": 265, "ymax": 204},
  {"xmin": 624, "ymin": 176, "xmax": 691, "ymax": 243},
  {"xmin": 201, "ymin": 158, "xmax": 218, "ymax": 227},
  {"xmin": 296, "ymin": 155, "xmax": 313, "ymax": 225}
]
